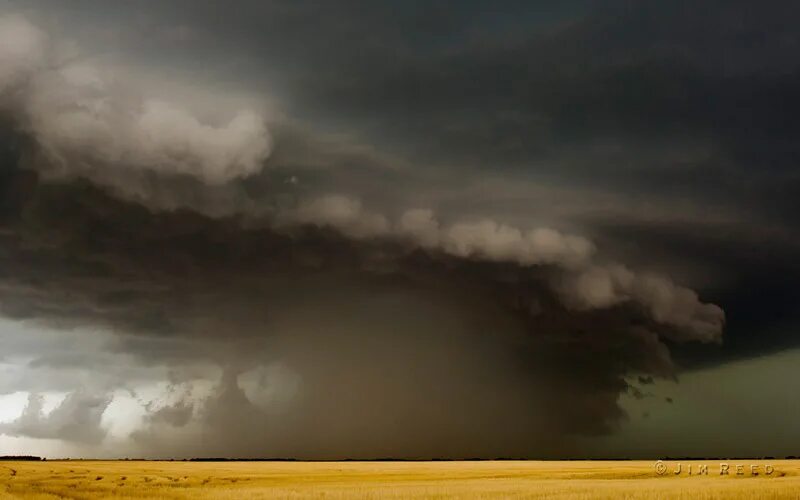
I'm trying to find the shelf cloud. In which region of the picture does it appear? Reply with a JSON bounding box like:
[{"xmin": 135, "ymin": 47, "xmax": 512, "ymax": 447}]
[{"xmin": 1, "ymin": 1, "xmax": 796, "ymax": 458}]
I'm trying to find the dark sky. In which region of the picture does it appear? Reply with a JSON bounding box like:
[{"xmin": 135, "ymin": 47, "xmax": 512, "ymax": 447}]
[{"xmin": 0, "ymin": 0, "xmax": 798, "ymax": 458}]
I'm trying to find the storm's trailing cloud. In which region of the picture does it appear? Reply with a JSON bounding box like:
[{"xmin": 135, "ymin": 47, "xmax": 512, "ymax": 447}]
[
  {"xmin": 0, "ymin": 1, "xmax": 796, "ymax": 458},
  {"xmin": 0, "ymin": 391, "xmax": 111, "ymax": 445}
]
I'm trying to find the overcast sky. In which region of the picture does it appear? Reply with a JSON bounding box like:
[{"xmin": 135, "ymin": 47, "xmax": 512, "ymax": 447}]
[{"xmin": 0, "ymin": 0, "xmax": 798, "ymax": 459}]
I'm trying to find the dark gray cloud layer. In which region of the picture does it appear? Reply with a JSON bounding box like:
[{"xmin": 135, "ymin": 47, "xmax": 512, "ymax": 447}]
[
  {"xmin": 0, "ymin": 1, "xmax": 797, "ymax": 457},
  {"xmin": 0, "ymin": 163, "xmax": 708, "ymax": 456}
]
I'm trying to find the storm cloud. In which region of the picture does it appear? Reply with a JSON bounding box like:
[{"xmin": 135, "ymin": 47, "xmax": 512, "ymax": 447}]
[{"xmin": 0, "ymin": 1, "xmax": 796, "ymax": 458}]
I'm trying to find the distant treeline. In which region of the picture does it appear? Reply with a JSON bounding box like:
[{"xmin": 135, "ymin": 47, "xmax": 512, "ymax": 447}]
[
  {"xmin": 189, "ymin": 458, "xmax": 300, "ymax": 462},
  {"xmin": 0, "ymin": 456, "xmax": 43, "ymax": 461}
]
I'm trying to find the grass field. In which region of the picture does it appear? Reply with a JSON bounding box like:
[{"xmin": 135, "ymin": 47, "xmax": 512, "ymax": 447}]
[{"xmin": 1, "ymin": 460, "xmax": 799, "ymax": 499}]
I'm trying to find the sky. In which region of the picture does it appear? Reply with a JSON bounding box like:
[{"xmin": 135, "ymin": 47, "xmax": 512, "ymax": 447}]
[{"xmin": 0, "ymin": 0, "xmax": 798, "ymax": 459}]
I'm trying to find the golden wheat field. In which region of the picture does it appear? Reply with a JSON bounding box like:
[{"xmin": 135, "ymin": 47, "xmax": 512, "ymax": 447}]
[{"xmin": 1, "ymin": 460, "xmax": 799, "ymax": 499}]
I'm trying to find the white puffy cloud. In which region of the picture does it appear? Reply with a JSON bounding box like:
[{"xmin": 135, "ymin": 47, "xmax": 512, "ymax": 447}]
[
  {"xmin": 288, "ymin": 194, "xmax": 391, "ymax": 239},
  {"xmin": 0, "ymin": 391, "xmax": 111, "ymax": 445},
  {"xmin": 442, "ymin": 220, "xmax": 594, "ymax": 268},
  {"xmin": 399, "ymin": 210, "xmax": 595, "ymax": 268},
  {"xmin": 560, "ymin": 265, "xmax": 725, "ymax": 342},
  {"xmin": 0, "ymin": 14, "xmax": 272, "ymax": 187},
  {"xmin": 398, "ymin": 208, "xmax": 441, "ymax": 248}
]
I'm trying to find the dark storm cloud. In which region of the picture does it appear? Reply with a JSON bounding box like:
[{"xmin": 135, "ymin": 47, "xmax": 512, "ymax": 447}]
[
  {"xmin": 58, "ymin": 0, "xmax": 797, "ymax": 319},
  {"xmin": 96, "ymin": 0, "xmax": 800, "ymax": 181},
  {"xmin": 0, "ymin": 160, "xmax": 714, "ymax": 455},
  {"xmin": 16, "ymin": 1, "xmax": 800, "ymax": 232},
  {"xmin": 0, "ymin": 115, "xmax": 719, "ymax": 457},
  {"xmin": 0, "ymin": 0, "xmax": 796, "ymax": 457}
]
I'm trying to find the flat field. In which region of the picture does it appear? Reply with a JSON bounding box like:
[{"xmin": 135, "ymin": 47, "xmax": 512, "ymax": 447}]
[{"xmin": 1, "ymin": 459, "xmax": 799, "ymax": 499}]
